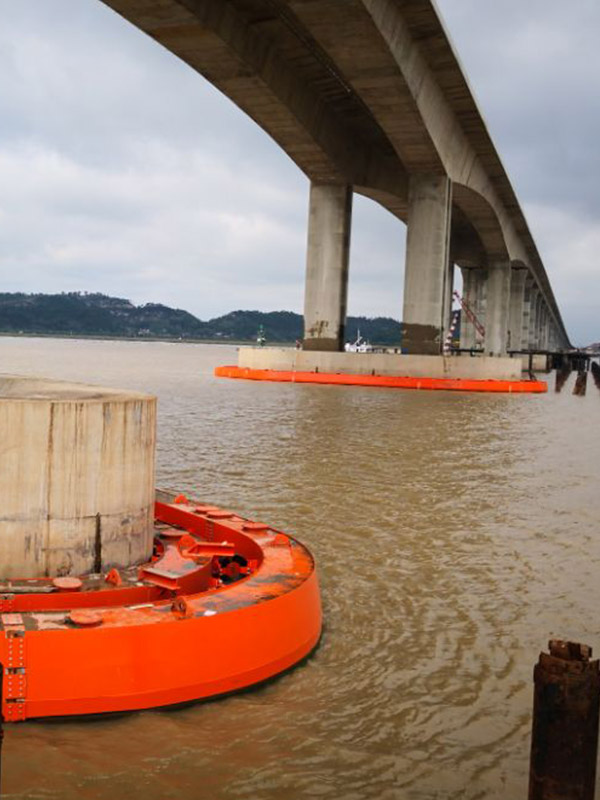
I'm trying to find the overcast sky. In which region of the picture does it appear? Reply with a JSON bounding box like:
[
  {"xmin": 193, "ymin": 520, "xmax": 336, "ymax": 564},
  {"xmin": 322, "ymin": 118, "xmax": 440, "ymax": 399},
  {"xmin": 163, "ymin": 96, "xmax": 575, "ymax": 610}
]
[{"xmin": 0, "ymin": 1, "xmax": 598, "ymax": 344}]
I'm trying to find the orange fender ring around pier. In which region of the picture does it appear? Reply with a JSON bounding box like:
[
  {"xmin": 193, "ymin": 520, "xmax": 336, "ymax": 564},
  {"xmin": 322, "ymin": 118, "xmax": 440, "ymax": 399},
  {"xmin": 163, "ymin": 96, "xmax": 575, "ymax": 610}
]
[
  {"xmin": 0, "ymin": 495, "xmax": 322, "ymax": 721},
  {"xmin": 214, "ymin": 365, "xmax": 547, "ymax": 394}
]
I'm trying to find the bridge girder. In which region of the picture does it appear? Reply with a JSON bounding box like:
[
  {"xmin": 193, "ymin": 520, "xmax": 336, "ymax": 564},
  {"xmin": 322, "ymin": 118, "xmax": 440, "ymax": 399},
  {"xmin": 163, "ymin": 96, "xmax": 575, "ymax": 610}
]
[{"xmin": 99, "ymin": 0, "xmax": 570, "ymax": 348}]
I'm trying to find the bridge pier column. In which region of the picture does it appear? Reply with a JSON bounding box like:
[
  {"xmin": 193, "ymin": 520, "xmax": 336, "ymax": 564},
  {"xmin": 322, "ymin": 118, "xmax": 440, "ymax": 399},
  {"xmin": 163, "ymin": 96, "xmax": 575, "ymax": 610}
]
[
  {"xmin": 303, "ymin": 183, "xmax": 353, "ymax": 351},
  {"xmin": 554, "ymin": 326, "xmax": 561, "ymax": 350},
  {"xmin": 534, "ymin": 294, "xmax": 544, "ymax": 349},
  {"xmin": 508, "ymin": 268, "xmax": 526, "ymax": 351},
  {"xmin": 541, "ymin": 307, "xmax": 549, "ymax": 350},
  {"xmin": 472, "ymin": 269, "xmax": 487, "ymax": 346},
  {"xmin": 460, "ymin": 267, "xmax": 486, "ymax": 349},
  {"xmin": 529, "ymin": 290, "xmax": 541, "ymax": 349},
  {"xmin": 460, "ymin": 268, "xmax": 476, "ymax": 349},
  {"xmin": 538, "ymin": 306, "xmax": 545, "ymax": 350},
  {"xmin": 485, "ymin": 262, "xmax": 511, "ymax": 356},
  {"xmin": 401, "ymin": 174, "xmax": 452, "ymax": 355},
  {"xmin": 521, "ymin": 276, "xmax": 533, "ymax": 350}
]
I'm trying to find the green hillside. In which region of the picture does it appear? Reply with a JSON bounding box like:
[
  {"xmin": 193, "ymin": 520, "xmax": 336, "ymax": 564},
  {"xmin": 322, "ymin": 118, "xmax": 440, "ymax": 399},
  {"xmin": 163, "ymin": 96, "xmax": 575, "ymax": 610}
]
[{"xmin": 0, "ymin": 292, "xmax": 402, "ymax": 345}]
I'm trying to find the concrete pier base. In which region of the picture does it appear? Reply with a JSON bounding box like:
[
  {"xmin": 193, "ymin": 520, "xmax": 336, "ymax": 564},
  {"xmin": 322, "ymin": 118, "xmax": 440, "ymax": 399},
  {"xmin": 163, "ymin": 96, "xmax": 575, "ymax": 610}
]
[
  {"xmin": 0, "ymin": 376, "xmax": 156, "ymax": 578},
  {"xmin": 237, "ymin": 347, "xmax": 522, "ymax": 381}
]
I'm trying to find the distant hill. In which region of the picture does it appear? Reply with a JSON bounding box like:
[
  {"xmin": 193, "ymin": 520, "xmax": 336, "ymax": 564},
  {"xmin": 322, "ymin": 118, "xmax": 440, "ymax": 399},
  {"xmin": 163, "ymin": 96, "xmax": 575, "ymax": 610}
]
[
  {"xmin": 0, "ymin": 292, "xmax": 402, "ymax": 345},
  {"xmin": 0, "ymin": 292, "xmax": 204, "ymax": 339}
]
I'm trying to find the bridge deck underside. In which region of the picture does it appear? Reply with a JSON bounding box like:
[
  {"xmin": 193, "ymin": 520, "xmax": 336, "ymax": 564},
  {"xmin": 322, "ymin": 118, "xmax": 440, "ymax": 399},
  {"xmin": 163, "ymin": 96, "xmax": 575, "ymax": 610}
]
[{"xmin": 100, "ymin": 0, "xmax": 569, "ymax": 345}]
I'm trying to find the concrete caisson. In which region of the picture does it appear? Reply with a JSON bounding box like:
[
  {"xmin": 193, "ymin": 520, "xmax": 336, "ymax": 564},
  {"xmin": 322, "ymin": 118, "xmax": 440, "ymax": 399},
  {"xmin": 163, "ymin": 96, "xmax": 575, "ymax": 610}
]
[{"xmin": 0, "ymin": 376, "xmax": 156, "ymax": 579}]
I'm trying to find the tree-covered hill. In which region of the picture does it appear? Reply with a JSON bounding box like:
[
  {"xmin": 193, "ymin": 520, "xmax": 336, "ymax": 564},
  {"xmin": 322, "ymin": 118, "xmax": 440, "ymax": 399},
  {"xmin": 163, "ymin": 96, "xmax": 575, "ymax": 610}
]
[
  {"xmin": 0, "ymin": 292, "xmax": 204, "ymax": 338},
  {"xmin": 0, "ymin": 292, "xmax": 402, "ymax": 344}
]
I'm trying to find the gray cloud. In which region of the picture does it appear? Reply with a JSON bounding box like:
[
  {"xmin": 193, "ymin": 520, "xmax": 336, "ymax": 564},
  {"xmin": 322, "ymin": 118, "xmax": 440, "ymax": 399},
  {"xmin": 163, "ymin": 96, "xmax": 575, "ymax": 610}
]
[
  {"xmin": 0, "ymin": 0, "xmax": 598, "ymax": 343},
  {"xmin": 436, "ymin": 0, "xmax": 600, "ymax": 343},
  {"xmin": 439, "ymin": 0, "xmax": 600, "ymax": 215}
]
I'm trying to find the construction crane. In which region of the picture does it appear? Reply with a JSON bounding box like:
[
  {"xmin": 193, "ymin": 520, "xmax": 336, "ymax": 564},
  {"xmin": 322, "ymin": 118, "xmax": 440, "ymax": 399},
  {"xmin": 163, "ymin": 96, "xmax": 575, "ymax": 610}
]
[{"xmin": 453, "ymin": 290, "xmax": 485, "ymax": 338}]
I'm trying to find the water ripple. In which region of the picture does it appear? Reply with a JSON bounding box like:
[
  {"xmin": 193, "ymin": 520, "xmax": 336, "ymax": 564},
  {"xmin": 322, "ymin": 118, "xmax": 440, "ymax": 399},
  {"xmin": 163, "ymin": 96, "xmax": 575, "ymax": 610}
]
[{"xmin": 1, "ymin": 337, "xmax": 599, "ymax": 799}]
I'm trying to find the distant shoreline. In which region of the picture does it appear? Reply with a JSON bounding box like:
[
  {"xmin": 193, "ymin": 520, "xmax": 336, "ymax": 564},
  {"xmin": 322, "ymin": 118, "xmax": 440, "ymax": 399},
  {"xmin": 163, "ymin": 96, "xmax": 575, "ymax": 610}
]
[
  {"xmin": 0, "ymin": 331, "xmax": 294, "ymax": 347},
  {"xmin": 0, "ymin": 292, "xmax": 402, "ymax": 346}
]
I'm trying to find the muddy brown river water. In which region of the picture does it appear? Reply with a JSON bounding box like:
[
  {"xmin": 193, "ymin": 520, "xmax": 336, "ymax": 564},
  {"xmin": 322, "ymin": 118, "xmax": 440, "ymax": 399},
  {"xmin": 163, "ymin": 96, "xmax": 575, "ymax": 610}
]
[{"xmin": 1, "ymin": 336, "xmax": 599, "ymax": 799}]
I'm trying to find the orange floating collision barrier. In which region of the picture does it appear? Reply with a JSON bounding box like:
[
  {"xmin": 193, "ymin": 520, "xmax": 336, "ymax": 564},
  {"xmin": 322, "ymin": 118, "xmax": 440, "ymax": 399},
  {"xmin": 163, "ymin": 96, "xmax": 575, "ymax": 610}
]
[
  {"xmin": 214, "ymin": 365, "xmax": 547, "ymax": 393},
  {"xmin": 0, "ymin": 495, "xmax": 322, "ymax": 722}
]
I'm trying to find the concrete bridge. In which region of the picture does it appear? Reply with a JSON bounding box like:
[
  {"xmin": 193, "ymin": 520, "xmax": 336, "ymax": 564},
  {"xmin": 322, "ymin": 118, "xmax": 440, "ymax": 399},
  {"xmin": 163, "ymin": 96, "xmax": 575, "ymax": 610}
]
[{"xmin": 101, "ymin": 0, "xmax": 570, "ymax": 363}]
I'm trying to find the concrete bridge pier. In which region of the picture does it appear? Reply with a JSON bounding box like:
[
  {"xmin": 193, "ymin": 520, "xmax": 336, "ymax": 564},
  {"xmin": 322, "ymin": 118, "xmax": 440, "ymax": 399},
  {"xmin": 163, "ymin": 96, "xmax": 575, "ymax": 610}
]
[
  {"xmin": 541, "ymin": 307, "xmax": 550, "ymax": 350},
  {"xmin": 553, "ymin": 326, "xmax": 560, "ymax": 350},
  {"xmin": 0, "ymin": 377, "xmax": 156, "ymax": 578},
  {"xmin": 485, "ymin": 263, "xmax": 511, "ymax": 356},
  {"xmin": 472, "ymin": 269, "xmax": 487, "ymax": 345},
  {"xmin": 460, "ymin": 267, "xmax": 487, "ymax": 350},
  {"xmin": 540, "ymin": 306, "xmax": 548, "ymax": 349},
  {"xmin": 401, "ymin": 175, "xmax": 452, "ymax": 355},
  {"xmin": 536, "ymin": 304, "xmax": 544, "ymax": 349},
  {"xmin": 534, "ymin": 295, "xmax": 544, "ymax": 349},
  {"xmin": 538, "ymin": 306, "xmax": 545, "ymax": 349},
  {"xmin": 508, "ymin": 268, "xmax": 526, "ymax": 351},
  {"xmin": 99, "ymin": 0, "xmax": 571, "ymax": 373},
  {"xmin": 303, "ymin": 183, "xmax": 353, "ymax": 352},
  {"xmin": 460, "ymin": 268, "xmax": 476, "ymax": 349},
  {"xmin": 521, "ymin": 277, "xmax": 534, "ymax": 349},
  {"xmin": 529, "ymin": 290, "xmax": 541, "ymax": 349}
]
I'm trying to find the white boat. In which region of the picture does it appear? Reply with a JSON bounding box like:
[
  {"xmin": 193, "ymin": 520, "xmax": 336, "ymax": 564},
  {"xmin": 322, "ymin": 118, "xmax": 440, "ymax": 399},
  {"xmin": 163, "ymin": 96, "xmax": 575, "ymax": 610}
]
[{"xmin": 344, "ymin": 330, "xmax": 374, "ymax": 353}]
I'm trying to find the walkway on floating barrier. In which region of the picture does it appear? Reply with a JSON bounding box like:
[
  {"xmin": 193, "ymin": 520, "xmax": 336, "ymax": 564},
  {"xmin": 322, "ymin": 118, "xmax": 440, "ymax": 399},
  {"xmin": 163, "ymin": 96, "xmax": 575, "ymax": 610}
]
[{"xmin": 214, "ymin": 366, "xmax": 547, "ymax": 394}]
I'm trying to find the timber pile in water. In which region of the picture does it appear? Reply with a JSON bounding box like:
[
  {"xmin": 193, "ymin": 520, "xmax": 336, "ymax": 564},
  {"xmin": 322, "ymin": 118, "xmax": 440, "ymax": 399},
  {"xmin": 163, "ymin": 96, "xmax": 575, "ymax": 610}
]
[
  {"xmin": 555, "ymin": 366, "xmax": 571, "ymax": 393},
  {"xmin": 573, "ymin": 370, "xmax": 588, "ymax": 396},
  {"xmin": 591, "ymin": 361, "xmax": 600, "ymax": 390}
]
